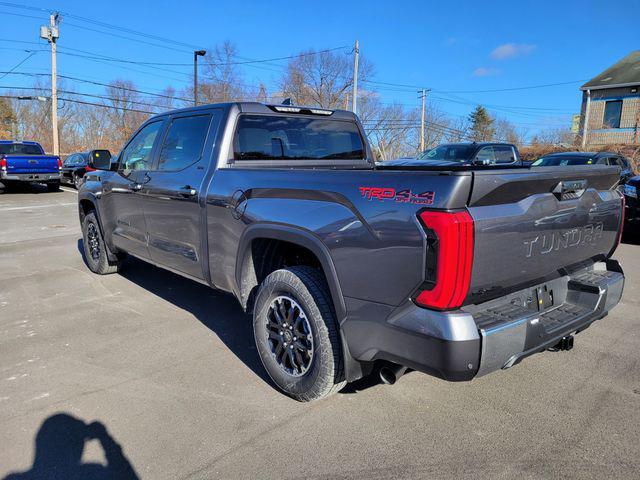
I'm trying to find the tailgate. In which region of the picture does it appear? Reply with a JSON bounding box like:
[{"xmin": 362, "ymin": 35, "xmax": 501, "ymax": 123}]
[
  {"xmin": 466, "ymin": 165, "xmax": 622, "ymax": 304},
  {"xmin": 5, "ymin": 155, "xmax": 59, "ymax": 174}
]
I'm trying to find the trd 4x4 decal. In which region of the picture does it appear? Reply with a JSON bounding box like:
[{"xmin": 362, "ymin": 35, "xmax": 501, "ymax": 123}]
[{"xmin": 358, "ymin": 186, "xmax": 435, "ymax": 205}]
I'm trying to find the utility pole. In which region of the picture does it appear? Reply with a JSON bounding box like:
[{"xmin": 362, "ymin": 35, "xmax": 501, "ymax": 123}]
[
  {"xmin": 352, "ymin": 40, "xmax": 359, "ymax": 115},
  {"xmin": 40, "ymin": 13, "xmax": 60, "ymax": 156},
  {"xmin": 193, "ymin": 50, "xmax": 206, "ymax": 106},
  {"xmin": 582, "ymin": 89, "xmax": 591, "ymax": 149},
  {"xmin": 418, "ymin": 89, "xmax": 430, "ymax": 152}
]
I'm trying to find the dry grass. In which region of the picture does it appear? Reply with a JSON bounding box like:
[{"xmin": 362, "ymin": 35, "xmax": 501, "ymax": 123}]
[{"xmin": 520, "ymin": 144, "xmax": 640, "ymax": 173}]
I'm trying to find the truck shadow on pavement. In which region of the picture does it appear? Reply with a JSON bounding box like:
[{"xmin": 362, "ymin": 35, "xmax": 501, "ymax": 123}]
[
  {"xmin": 2, "ymin": 412, "xmax": 138, "ymax": 480},
  {"xmin": 76, "ymin": 239, "xmax": 383, "ymax": 394},
  {"xmin": 622, "ymin": 222, "xmax": 640, "ymax": 246},
  {"xmin": 0, "ymin": 183, "xmax": 65, "ymax": 194},
  {"xmin": 77, "ymin": 239, "xmax": 274, "ymax": 388}
]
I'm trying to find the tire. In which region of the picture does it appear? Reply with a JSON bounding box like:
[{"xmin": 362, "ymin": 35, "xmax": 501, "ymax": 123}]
[
  {"xmin": 81, "ymin": 211, "xmax": 121, "ymax": 274},
  {"xmin": 253, "ymin": 266, "xmax": 346, "ymax": 401},
  {"xmin": 73, "ymin": 174, "xmax": 80, "ymax": 189},
  {"xmin": 47, "ymin": 181, "xmax": 60, "ymax": 192}
]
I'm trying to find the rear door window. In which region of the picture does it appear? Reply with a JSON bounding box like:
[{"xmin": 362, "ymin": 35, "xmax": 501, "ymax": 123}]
[
  {"xmin": 493, "ymin": 145, "xmax": 516, "ymax": 164},
  {"xmin": 475, "ymin": 146, "xmax": 496, "ymax": 164},
  {"xmin": 157, "ymin": 115, "xmax": 212, "ymax": 171},
  {"xmin": 233, "ymin": 115, "xmax": 365, "ymax": 161}
]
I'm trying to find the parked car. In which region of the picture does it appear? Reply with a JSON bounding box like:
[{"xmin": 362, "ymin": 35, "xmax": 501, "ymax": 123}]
[
  {"xmin": 394, "ymin": 142, "xmax": 522, "ymax": 167},
  {"xmin": 532, "ymin": 152, "xmax": 634, "ymax": 185},
  {"xmin": 623, "ymin": 175, "xmax": 639, "ymax": 222},
  {"xmin": 0, "ymin": 140, "xmax": 61, "ymax": 191},
  {"xmin": 78, "ymin": 102, "xmax": 624, "ymax": 401},
  {"xmin": 61, "ymin": 151, "xmax": 94, "ymax": 188}
]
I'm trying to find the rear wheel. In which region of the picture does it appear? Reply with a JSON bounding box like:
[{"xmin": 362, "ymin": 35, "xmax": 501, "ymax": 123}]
[
  {"xmin": 81, "ymin": 211, "xmax": 121, "ymax": 274},
  {"xmin": 47, "ymin": 181, "xmax": 60, "ymax": 192},
  {"xmin": 253, "ymin": 266, "xmax": 346, "ymax": 401}
]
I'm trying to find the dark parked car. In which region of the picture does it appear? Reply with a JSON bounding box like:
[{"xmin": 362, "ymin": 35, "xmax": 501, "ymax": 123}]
[
  {"xmin": 532, "ymin": 152, "xmax": 634, "ymax": 185},
  {"xmin": 78, "ymin": 102, "xmax": 624, "ymax": 401},
  {"xmin": 397, "ymin": 142, "xmax": 522, "ymax": 167},
  {"xmin": 623, "ymin": 176, "xmax": 639, "ymax": 222},
  {"xmin": 61, "ymin": 151, "xmax": 94, "ymax": 188}
]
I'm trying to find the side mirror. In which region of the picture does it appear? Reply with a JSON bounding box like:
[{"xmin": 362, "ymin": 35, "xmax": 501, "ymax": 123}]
[{"xmin": 88, "ymin": 150, "xmax": 112, "ymax": 170}]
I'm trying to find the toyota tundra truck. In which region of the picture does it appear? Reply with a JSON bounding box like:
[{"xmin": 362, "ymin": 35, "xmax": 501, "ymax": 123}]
[
  {"xmin": 0, "ymin": 140, "xmax": 61, "ymax": 191},
  {"xmin": 77, "ymin": 102, "xmax": 625, "ymax": 401}
]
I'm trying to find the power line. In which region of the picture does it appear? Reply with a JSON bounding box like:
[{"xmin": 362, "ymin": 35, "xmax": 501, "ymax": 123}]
[
  {"xmin": 435, "ymin": 80, "xmax": 585, "ymax": 94},
  {"xmin": 0, "ymin": 1, "xmax": 198, "ymax": 53},
  {"xmin": 55, "ymin": 45, "xmax": 350, "ymax": 67},
  {"xmin": 58, "ymin": 96, "xmax": 155, "ymax": 115},
  {"xmin": 0, "ymin": 71, "xmax": 192, "ymax": 102},
  {"xmin": 0, "ymin": 51, "xmax": 37, "ymax": 81}
]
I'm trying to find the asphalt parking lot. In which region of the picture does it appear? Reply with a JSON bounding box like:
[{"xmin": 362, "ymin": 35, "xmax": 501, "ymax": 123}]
[{"xmin": 1, "ymin": 186, "xmax": 639, "ymax": 480}]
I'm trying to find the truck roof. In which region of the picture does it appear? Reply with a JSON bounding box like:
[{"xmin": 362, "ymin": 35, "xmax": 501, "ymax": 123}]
[
  {"xmin": 149, "ymin": 102, "xmax": 359, "ymax": 121},
  {"xmin": 543, "ymin": 151, "xmax": 618, "ymax": 158},
  {"xmin": 0, "ymin": 140, "xmax": 41, "ymax": 145}
]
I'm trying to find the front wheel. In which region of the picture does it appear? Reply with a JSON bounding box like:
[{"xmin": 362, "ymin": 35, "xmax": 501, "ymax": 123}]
[
  {"xmin": 253, "ymin": 266, "xmax": 346, "ymax": 401},
  {"xmin": 81, "ymin": 211, "xmax": 121, "ymax": 274}
]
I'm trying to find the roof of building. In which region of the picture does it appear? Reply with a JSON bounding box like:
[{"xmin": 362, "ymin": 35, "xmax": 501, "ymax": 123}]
[{"xmin": 581, "ymin": 51, "xmax": 640, "ymax": 90}]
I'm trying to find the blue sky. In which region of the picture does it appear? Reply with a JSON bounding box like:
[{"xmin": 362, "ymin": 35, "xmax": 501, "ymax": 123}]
[{"xmin": 1, "ymin": 0, "xmax": 639, "ymax": 136}]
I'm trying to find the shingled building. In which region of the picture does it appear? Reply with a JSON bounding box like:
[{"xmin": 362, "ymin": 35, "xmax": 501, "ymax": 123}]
[{"xmin": 579, "ymin": 51, "xmax": 640, "ymax": 146}]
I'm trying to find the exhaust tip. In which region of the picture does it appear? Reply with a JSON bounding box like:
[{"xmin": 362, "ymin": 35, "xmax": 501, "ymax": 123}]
[{"xmin": 379, "ymin": 364, "xmax": 408, "ymax": 385}]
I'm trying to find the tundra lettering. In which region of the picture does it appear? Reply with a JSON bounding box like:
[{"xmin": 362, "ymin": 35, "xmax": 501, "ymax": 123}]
[{"xmin": 524, "ymin": 222, "xmax": 604, "ymax": 258}]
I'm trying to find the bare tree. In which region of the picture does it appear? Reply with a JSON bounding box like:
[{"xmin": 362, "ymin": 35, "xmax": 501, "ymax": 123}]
[
  {"xmin": 532, "ymin": 127, "xmax": 575, "ymax": 146},
  {"xmin": 494, "ymin": 117, "xmax": 528, "ymax": 146},
  {"xmin": 445, "ymin": 116, "xmax": 470, "ymax": 142},
  {"xmin": 359, "ymin": 96, "xmax": 419, "ymax": 160},
  {"xmin": 198, "ymin": 41, "xmax": 247, "ymax": 103},
  {"xmin": 280, "ymin": 49, "xmax": 373, "ymax": 109},
  {"xmin": 0, "ymin": 98, "xmax": 17, "ymax": 139},
  {"xmin": 104, "ymin": 80, "xmax": 151, "ymax": 150}
]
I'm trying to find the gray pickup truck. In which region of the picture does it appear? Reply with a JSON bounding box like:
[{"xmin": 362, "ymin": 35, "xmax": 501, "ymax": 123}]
[{"xmin": 78, "ymin": 102, "xmax": 625, "ymax": 401}]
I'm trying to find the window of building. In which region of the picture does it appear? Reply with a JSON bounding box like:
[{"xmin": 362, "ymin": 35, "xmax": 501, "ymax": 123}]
[{"xmin": 603, "ymin": 100, "xmax": 622, "ymax": 129}]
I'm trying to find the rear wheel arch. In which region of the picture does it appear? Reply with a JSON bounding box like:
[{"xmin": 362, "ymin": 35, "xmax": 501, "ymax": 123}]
[{"xmin": 236, "ymin": 225, "xmax": 346, "ymax": 323}]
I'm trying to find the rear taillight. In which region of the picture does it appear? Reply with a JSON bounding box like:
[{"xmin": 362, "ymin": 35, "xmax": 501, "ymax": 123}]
[
  {"xmin": 414, "ymin": 210, "xmax": 474, "ymax": 310},
  {"xmin": 0, "ymin": 157, "xmax": 6, "ymax": 171},
  {"xmin": 85, "ymin": 165, "xmax": 96, "ymax": 172},
  {"xmin": 57, "ymin": 158, "xmax": 62, "ymax": 170}
]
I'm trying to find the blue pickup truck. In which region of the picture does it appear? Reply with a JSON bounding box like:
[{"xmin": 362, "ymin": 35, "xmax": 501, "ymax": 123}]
[{"xmin": 0, "ymin": 140, "xmax": 61, "ymax": 192}]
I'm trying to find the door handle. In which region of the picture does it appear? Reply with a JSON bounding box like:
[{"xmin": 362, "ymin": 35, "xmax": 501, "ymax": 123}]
[
  {"xmin": 128, "ymin": 183, "xmax": 142, "ymax": 191},
  {"xmin": 179, "ymin": 185, "xmax": 197, "ymax": 197}
]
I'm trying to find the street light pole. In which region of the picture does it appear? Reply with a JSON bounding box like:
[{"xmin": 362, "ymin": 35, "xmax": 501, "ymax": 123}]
[
  {"xmin": 193, "ymin": 50, "xmax": 206, "ymax": 106},
  {"xmin": 352, "ymin": 40, "xmax": 359, "ymax": 114}
]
